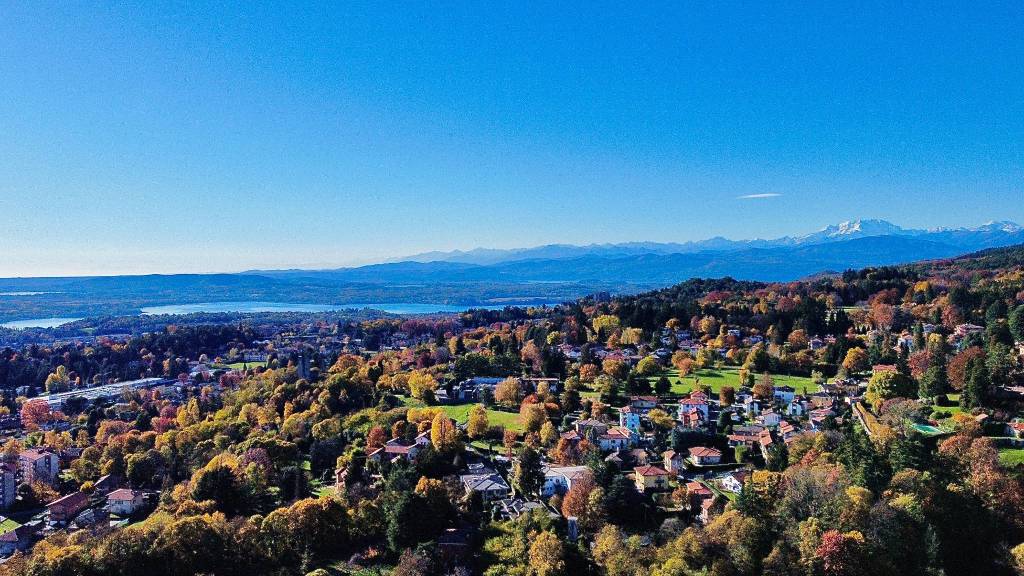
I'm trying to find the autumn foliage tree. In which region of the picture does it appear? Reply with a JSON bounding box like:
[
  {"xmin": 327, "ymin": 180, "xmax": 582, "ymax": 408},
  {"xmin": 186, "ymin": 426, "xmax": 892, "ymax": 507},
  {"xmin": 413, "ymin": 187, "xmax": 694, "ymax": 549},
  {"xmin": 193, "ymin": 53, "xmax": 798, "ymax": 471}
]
[
  {"xmin": 430, "ymin": 413, "xmax": 459, "ymax": 454},
  {"xmin": 528, "ymin": 530, "xmax": 565, "ymax": 576},
  {"xmin": 20, "ymin": 400, "xmax": 52, "ymax": 431},
  {"xmin": 494, "ymin": 377, "xmax": 522, "ymax": 408},
  {"xmin": 815, "ymin": 530, "xmax": 864, "ymax": 576},
  {"xmin": 842, "ymin": 348, "xmax": 870, "ymax": 374},
  {"xmin": 467, "ymin": 404, "xmax": 489, "ymax": 439}
]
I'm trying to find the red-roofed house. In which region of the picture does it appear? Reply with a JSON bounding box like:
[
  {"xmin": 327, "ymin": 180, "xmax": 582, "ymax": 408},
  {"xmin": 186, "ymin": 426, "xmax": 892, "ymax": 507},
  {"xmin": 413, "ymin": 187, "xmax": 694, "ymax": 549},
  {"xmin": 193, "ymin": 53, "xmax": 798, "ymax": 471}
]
[
  {"xmin": 633, "ymin": 465, "xmax": 671, "ymax": 492},
  {"xmin": 107, "ymin": 488, "xmax": 146, "ymax": 516},
  {"xmin": 662, "ymin": 450, "xmax": 685, "ymax": 473},
  {"xmin": 48, "ymin": 491, "xmax": 89, "ymax": 524},
  {"xmin": 677, "ymin": 395, "xmax": 709, "ymax": 421},
  {"xmin": 687, "ymin": 446, "xmax": 722, "ymax": 466},
  {"xmin": 685, "ymin": 480, "xmax": 713, "ymax": 510},
  {"xmin": 367, "ymin": 433, "xmax": 431, "ymax": 464},
  {"xmin": 598, "ymin": 426, "xmax": 634, "ymax": 451}
]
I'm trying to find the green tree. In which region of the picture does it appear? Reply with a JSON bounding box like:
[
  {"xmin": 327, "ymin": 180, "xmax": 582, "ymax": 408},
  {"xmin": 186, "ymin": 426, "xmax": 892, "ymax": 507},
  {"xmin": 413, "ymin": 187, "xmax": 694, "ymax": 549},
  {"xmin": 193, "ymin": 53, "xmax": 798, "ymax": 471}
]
[
  {"xmin": 512, "ymin": 446, "xmax": 543, "ymax": 497},
  {"xmin": 635, "ymin": 356, "xmax": 660, "ymax": 377},
  {"xmin": 959, "ymin": 357, "xmax": 988, "ymax": 409},
  {"xmin": 865, "ymin": 371, "xmax": 916, "ymax": 410},
  {"xmin": 1008, "ymin": 305, "xmax": 1024, "ymax": 342}
]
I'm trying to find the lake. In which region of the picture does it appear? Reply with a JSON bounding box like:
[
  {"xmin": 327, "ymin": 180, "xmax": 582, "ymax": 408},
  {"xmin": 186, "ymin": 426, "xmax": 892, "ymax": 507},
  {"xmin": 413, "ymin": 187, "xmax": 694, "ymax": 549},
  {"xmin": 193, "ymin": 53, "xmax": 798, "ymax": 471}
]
[
  {"xmin": 139, "ymin": 300, "xmax": 545, "ymax": 316},
  {"xmin": 1, "ymin": 317, "xmax": 83, "ymax": 329},
  {"xmin": 0, "ymin": 300, "xmax": 554, "ymax": 330}
]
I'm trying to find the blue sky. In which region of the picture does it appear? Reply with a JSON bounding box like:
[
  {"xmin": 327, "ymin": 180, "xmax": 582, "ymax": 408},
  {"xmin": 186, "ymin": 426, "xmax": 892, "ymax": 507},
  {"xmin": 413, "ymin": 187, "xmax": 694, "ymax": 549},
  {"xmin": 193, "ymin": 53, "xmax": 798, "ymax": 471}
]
[{"xmin": 1, "ymin": 3, "xmax": 1022, "ymax": 276}]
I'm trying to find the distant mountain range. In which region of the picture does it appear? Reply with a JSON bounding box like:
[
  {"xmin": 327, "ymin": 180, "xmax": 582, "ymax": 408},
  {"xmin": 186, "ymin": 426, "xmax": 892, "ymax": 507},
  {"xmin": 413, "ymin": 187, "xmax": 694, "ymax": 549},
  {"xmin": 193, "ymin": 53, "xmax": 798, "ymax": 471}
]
[
  {"xmin": 395, "ymin": 219, "xmax": 1024, "ymax": 265},
  {"xmin": 246, "ymin": 219, "xmax": 1024, "ymax": 285},
  {"xmin": 1, "ymin": 219, "xmax": 1022, "ymax": 322}
]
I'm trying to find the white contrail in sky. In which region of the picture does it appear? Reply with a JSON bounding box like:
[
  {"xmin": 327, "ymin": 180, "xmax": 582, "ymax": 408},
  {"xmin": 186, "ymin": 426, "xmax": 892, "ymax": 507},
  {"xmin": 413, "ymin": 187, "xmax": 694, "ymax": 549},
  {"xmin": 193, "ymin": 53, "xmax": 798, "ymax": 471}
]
[{"xmin": 737, "ymin": 193, "xmax": 782, "ymax": 199}]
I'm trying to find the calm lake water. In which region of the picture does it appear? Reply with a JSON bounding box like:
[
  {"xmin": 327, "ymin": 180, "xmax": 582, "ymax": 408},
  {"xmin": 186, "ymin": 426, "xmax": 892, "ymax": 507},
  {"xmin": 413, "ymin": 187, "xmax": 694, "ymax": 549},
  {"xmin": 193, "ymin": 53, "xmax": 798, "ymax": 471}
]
[
  {"xmin": 1, "ymin": 300, "xmax": 553, "ymax": 330},
  {"xmin": 1, "ymin": 317, "xmax": 83, "ymax": 329},
  {"xmin": 140, "ymin": 300, "xmax": 540, "ymax": 315}
]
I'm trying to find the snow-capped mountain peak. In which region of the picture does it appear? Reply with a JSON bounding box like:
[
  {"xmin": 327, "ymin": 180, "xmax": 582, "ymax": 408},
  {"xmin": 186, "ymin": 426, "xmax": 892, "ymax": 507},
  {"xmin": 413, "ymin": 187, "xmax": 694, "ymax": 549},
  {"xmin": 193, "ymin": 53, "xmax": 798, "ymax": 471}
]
[
  {"xmin": 798, "ymin": 219, "xmax": 908, "ymax": 243},
  {"xmin": 975, "ymin": 220, "xmax": 1023, "ymax": 233}
]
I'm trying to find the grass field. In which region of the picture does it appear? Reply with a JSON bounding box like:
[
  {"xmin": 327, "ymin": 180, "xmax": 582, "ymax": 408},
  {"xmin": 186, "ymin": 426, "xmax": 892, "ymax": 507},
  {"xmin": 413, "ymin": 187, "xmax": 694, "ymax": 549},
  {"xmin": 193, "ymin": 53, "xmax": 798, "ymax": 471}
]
[
  {"xmin": 400, "ymin": 396, "xmax": 524, "ymax": 432},
  {"xmin": 999, "ymin": 448, "xmax": 1024, "ymax": 468},
  {"xmin": 223, "ymin": 361, "xmax": 260, "ymax": 370},
  {"xmin": 0, "ymin": 517, "xmax": 20, "ymax": 533},
  {"xmin": 930, "ymin": 395, "xmax": 964, "ymax": 423},
  {"xmin": 648, "ymin": 367, "xmax": 815, "ymax": 395}
]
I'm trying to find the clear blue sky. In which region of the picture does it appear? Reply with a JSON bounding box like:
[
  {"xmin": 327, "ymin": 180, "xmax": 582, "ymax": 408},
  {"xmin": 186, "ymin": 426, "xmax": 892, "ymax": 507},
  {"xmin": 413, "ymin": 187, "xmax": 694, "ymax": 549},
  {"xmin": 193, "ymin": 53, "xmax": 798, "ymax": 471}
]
[{"xmin": 1, "ymin": 3, "xmax": 1022, "ymax": 276}]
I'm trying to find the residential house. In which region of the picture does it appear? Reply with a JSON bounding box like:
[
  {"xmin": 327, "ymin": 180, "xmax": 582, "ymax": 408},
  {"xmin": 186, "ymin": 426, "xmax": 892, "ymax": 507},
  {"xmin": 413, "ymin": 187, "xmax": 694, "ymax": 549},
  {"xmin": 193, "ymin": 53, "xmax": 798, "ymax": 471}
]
[
  {"xmin": 688, "ymin": 446, "xmax": 723, "ymax": 466},
  {"xmin": 629, "ymin": 396, "xmax": 659, "ymax": 414},
  {"xmin": 559, "ymin": 429, "xmax": 583, "ymax": 444},
  {"xmin": 633, "ymin": 465, "xmax": 671, "ymax": 492},
  {"xmin": 604, "ymin": 450, "xmax": 624, "ymax": 468},
  {"xmin": 19, "ymin": 448, "xmax": 60, "ymax": 485},
  {"xmin": 495, "ymin": 498, "xmax": 554, "ymax": 521},
  {"xmin": 455, "ymin": 377, "xmax": 504, "ymax": 402},
  {"xmin": 626, "ymin": 448, "xmax": 650, "ymax": 467},
  {"xmin": 541, "ymin": 465, "xmax": 592, "ymax": 497},
  {"xmin": 786, "ymin": 398, "xmax": 806, "ymax": 417},
  {"xmin": 778, "ymin": 421, "xmax": 799, "ymax": 441},
  {"xmin": 685, "ymin": 481, "xmax": 713, "ymax": 512},
  {"xmin": 107, "ymin": 488, "xmax": 147, "ymax": 516},
  {"xmin": 575, "ymin": 418, "xmax": 610, "ymax": 438},
  {"xmin": 721, "ymin": 469, "xmax": 750, "ymax": 493},
  {"xmin": 954, "ymin": 324, "xmax": 984, "ymax": 338},
  {"xmin": 677, "ymin": 394, "xmax": 709, "ymax": 422},
  {"xmin": 758, "ymin": 430, "xmax": 776, "ymax": 459},
  {"xmin": 773, "ymin": 386, "xmax": 796, "ymax": 404},
  {"xmin": 758, "ymin": 410, "xmax": 782, "ymax": 427},
  {"xmin": 742, "ymin": 396, "xmax": 761, "ymax": 416},
  {"xmin": 728, "ymin": 430, "xmax": 762, "ymax": 451},
  {"xmin": 662, "ymin": 450, "xmax": 686, "ymax": 474},
  {"xmin": 618, "ymin": 406, "xmax": 642, "ymax": 434},
  {"xmin": 367, "ymin": 433, "xmax": 431, "ymax": 464},
  {"xmin": 597, "ymin": 426, "xmax": 634, "ymax": 451},
  {"xmin": 47, "ymin": 491, "xmax": 89, "ymax": 525},
  {"xmin": 678, "ymin": 408, "xmax": 706, "ymax": 431},
  {"xmin": 698, "ymin": 496, "xmax": 724, "ymax": 525},
  {"xmin": 460, "ymin": 464, "xmax": 511, "ymax": 503},
  {"xmin": 71, "ymin": 507, "xmax": 109, "ymax": 530},
  {"xmin": 808, "ymin": 408, "xmax": 836, "ymax": 430}
]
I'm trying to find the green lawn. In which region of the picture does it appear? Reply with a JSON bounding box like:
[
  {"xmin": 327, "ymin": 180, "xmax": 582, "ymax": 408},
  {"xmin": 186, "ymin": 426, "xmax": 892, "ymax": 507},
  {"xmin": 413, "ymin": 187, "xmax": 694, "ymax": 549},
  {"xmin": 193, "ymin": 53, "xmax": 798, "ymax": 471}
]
[
  {"xmin": 649, "ymin": 367, "xmax": 815, "ymax": 395},
  {"xmin": 0, "ymin": 517, "xmax": 20, "ymax": 533},
  {"xmin": 999, "ymin": 448, "xmax": 1024, "ymax": 468},
  {"xmin": 400, "ymin": 396, "xmax": 524, "ymax": 432},
  {"xmin": 222, "ymin": 361, "xmax": 260, "ymax": 370}
]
